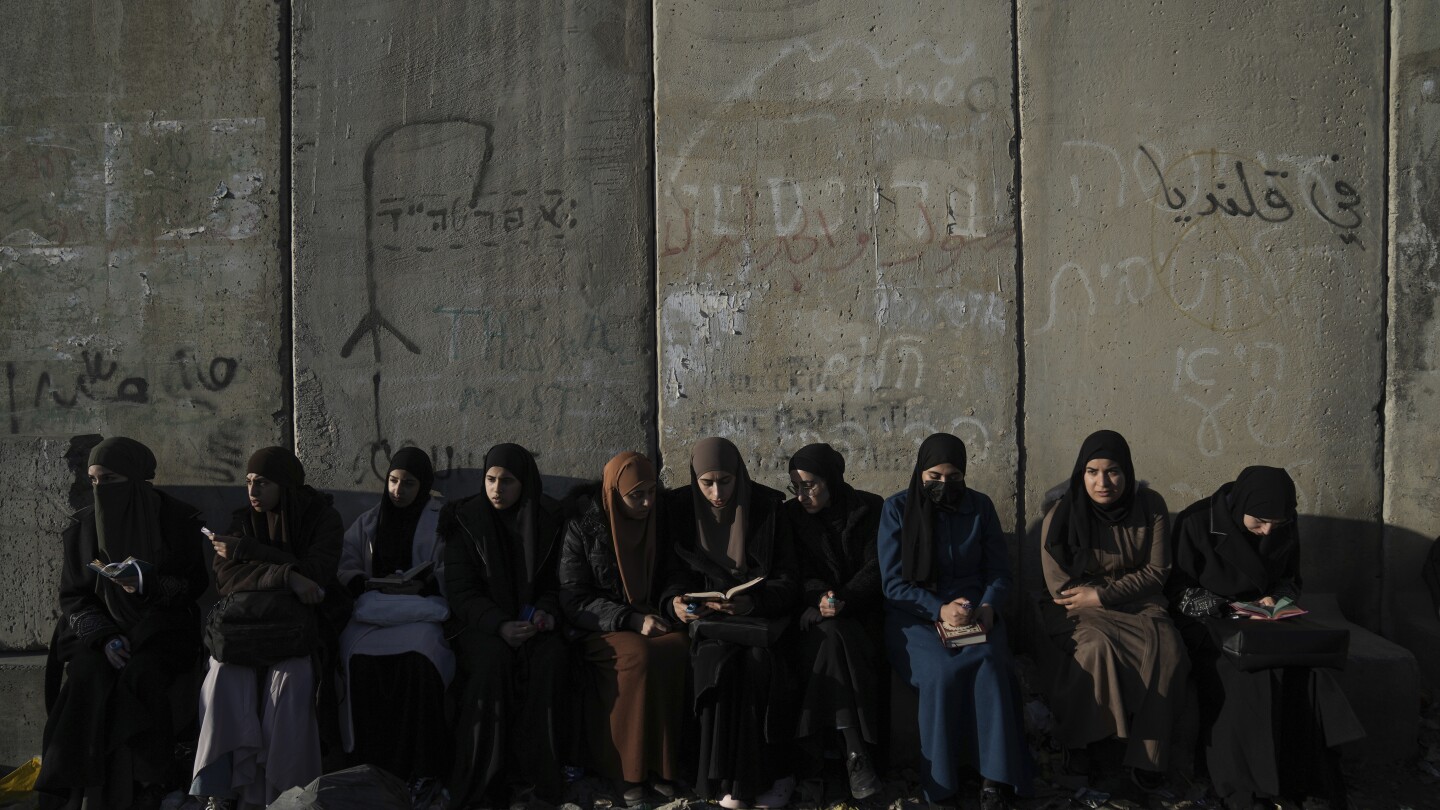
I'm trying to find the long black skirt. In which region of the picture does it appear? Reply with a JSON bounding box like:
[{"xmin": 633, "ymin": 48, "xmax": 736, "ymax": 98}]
[
  {"xmin": 692, "ymin": 638, "xmax": 794, "ymax": 802},
  {"xmin": 349, "ymin": 651, "xmax": 450, "ymax": 781},
  {"xmin": 792, "ymin": 616, "xmax": 882, "ymax": 744}
]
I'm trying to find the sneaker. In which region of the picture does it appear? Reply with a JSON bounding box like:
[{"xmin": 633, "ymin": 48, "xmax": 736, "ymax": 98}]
[
  {"xmin": 621, "ymin": 782, "xmax": 647, "ymax": 807},
  {"xmin": 978, "ymin": 786, "xmax": 1013, "ymax": 810},
  {"xmin": 753, "ymin": 776, "xmax": 796, "ymax": 809},
  {"xmin": 718, "ymin": 794, "xmax": 748, "ymax": 809},
  {"xmin": 203, "ymin": 799, "xmax": 233, "ymax": 810},
  {"xmin": 648, "ymin": 779, "xmax": 677, "ymax": 799},
  {"xmin": 845, "ymin": 751, "xmax": 879, "ymax": 800}
]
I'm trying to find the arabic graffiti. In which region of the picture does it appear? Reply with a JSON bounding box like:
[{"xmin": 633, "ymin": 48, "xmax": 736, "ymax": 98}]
[{"xmin": 1141, "ymin": 146, "xmax": 1365, "ymax": 249}]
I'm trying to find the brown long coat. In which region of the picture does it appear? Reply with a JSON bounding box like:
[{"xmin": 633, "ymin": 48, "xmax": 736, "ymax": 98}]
[{"xmin": 1038, "ymin": 487, "xmax": 1189, "ymax": 770}]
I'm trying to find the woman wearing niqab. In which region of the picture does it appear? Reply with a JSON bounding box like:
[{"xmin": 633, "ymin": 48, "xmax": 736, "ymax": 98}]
[
  {"xmin": 37, "ymin": 437, "xmax": 208, "ymax": 810},
  {"xmin": 1168, "ymin": 466, "xmax": 1364, "ymax": 810},
  {"xmin": 442, "ymin": 443, "xmax": 569, "ymax": 808},
  {"xmin": 190, "ymin": 446, "xmax": 344, "ymax": 808},
  {"xmin": 782, "ymin": 443, "xmax": 886, "ymax": 800},
  {"xmin": 877, "ymin": 433, "xmax": 1032, "ymax": 810},
  {"xmin": 1037, "ymin": 430, "xmax": 1188, "ymax": 785},
  {"xmin": 336, "ymin": 447, "xmax": 453, "ymax": 787},
  {"xmin": 559, "ymin": 451, "xmax": 689, "ymax": 805},
  {"xmin": 660, "ymin": 437, "xmax": 801, "ymax": 809}
]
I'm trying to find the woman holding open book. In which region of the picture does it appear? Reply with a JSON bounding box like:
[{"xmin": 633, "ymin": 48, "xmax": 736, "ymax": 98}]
[
  {"xmin": 37, "ymin": 437, "xmax": 208, "ymax": 810},
  {"xmin": 660, "ymin": 437, "xmax": 801, "ymax": 809},
  {"xmin": 1037, "ymin": 430, "xmax": 1188, "ymax": 789},
  {"xmin": 877, "ymin": 433, "xmax": 1032, "ymax": 810},
  {"xmin": 335, "ymin": 447, "xmax": 452, "ymax": 795},
  {"xmin": 558, "ymin": 451, "xmax": 688, "ymax": 806},
  {"xmin": 1168, "ymin": 466, "xmax": 1364, "ymax": 810}
]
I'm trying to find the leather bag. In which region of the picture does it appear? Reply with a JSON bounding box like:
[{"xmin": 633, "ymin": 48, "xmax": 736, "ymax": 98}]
[
  {"xmin": 204, "ymin": 589, "xmax": 319, "ymax": 667},
  {"xmin": 1205, "ymin": 615, "xmax": 1348, "ymax": 672}
]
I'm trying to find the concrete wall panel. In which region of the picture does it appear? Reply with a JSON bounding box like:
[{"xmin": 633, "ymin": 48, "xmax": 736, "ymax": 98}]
[
  {"xmin": 655, "ymin": 2, "xmax": 1019, "ymax": 506},
  {"xmin": 292, "ymin": 0, "xmax": 655, "ymax": 493},
  {"xmin": 1019, "ymin": 2, "xmax": 1386, "ymax": 622},
  {"xmin": 0, "ymin": 1, "xmax": 284, "ymax": 649}
]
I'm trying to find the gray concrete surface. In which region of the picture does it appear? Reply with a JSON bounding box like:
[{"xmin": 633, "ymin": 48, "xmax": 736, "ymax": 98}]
[
  {"xmin": 290, "ymin": 0, "xmax": 655, "ymax": 494},
  {"xmin": 0, "ymin": 652, "xmax": 47, "ymax": 769}
]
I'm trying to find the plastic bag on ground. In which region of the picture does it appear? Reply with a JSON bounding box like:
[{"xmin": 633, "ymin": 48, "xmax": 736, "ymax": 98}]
[{"xmin": 266, "ymin": 764, "xmax": 411, "ymax": 810}]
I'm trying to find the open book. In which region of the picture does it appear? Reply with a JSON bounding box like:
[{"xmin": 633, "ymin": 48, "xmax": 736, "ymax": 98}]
[
  {"xmin": 88, "ymin": 556, "xmax": 151, "ymax": 590},
  {"xmin": 683, "ymin": 576, "xmax": 764, "ymax": 602},
  {"xmin": 935, "ymin": 619, "xmax": 988, "ymax": 648},
  {"xmin": 367, "ymin": 560, "xmax": 435, "ymax": 589},
  {"xmin": 1230, "ymin": 597, "xmax": 1307, "ymax": 620}
]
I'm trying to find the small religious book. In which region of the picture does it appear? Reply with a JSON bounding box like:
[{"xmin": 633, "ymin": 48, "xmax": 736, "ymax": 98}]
[
  {"xmin": 366, "ymin": 559, "xmax": 435, "ymax": 590},
  {"xmin": 88, "ymin": 557, "xmax": 151, "ymax": 590},
  {"xmin": 1230, "ymin": 597, "xmax": 1307, "ymax": 620},
  {"xmin": 683, "ymin": 576, "xmax": 765, "ymax": 602},
  {"xmin": 935, "ymin": 619, "xmax": 988, "ymax": 648}
]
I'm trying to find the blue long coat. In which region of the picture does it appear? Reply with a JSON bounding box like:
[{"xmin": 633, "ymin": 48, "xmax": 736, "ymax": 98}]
[{"xmin": 878, "ymin": 488, "xmax": 1034, "ymax": 800}]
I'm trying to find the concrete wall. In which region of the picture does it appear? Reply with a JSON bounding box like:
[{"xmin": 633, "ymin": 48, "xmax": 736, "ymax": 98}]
[
  {"xmin": 1385, "ymin": 0, "xmax": 1440, "ymax": 679},
  {"xmin": 291, "ymin": 0, "xmax": 655, "ymax": 495},
  {"xmin": 0, "ymin": 1, "xmax": 285, "ymax": 649},
  {"xmin": 1018, "ymin": 1, "xmax": 1387, "ymax": 623},
  {"xmin": 0, "ymin": 2, "xmax": 1435, "ymax": 682},
  {"xmin": 655, "ymin": 1, "xmax": 1019, "ymax": 509}
]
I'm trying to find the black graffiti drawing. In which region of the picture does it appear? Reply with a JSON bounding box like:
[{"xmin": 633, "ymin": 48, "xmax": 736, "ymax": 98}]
[{"xmin": 340, "ymin": 119, "xmax": 495, "ymax": 362}]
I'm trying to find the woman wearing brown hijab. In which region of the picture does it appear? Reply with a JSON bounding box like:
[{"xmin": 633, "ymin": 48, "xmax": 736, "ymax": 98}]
[
  {"xmin": 1037, "ymin": 430, "xmax": 1188, "ymax": 788},
  {"xmin": 37, "ymin": 437, "xmax": 208, "ymax": 810},
  {"xmin": 190, "ymin": 447, "xmax": 344, "ymax": 809},
  {"xmin": 559, "ymin": 451, "xmax": 689, "ymax": 806},
  {"xmin": 660, "ymin": 437, "xmax": 801, "ymax": 809}
]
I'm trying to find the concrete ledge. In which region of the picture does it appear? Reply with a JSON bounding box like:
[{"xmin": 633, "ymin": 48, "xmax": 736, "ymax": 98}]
[
  {"xmin": 0, "ymin": 652, "xmax": 47, "ymax": 769},
  {"xmin": 1305, "ymin": 594, "xmax": 1421, "ymax": 761}
]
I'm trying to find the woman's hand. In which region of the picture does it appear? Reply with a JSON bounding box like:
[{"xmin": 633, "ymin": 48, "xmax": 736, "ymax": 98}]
[
  {"xmin": 630, "ymin": 613, "xmax": 672, "ymax": 637},
  {"xmin": 974, "ymin": 603, "xmax": 995, "ymax": 629},
  {"xmin": 705, "ymin": 594, "xmax": 754, "ymax": 616},
  {"xmin": 103, "ymin": 635, "xmax": 131, "ymax": 669},
  {"xmin": 818, "ymin": 590, "xmax": 844, "ymax": 618},
  {"xmin": 798, "ymin": 606, "xmax": 823, "ymax": 631},
  {"xmin": 1055, "ymin": 586, "xmax": 1101, "ymax": 611},
  {"xmin": 113, "ymin": 576, "xmax": 140, "ymax": 594},
  {"xmin": 672, "ymin": 596, "xmax": 702, "ymax": 624},
  {"xmin": 211, "ymin": 534, "xmax": 239, "ymax": 560},
  {"xmin": 288, "ymin": 571, "xmax": 325, "ymax": 605},
  {"xmin": 939, "ymin": 599, "xmax": 973, "ymax": 628},
  {"xmin": 499, "ymin": 620, "xmax": 537, "ymax": 647},
  {"xmin": 1257, "ymin": 595, "xmax": 1277, "ymax": 607},
  {"xmin": 530, "ymin": 608, "xmax": 556, "ymax": 632}
]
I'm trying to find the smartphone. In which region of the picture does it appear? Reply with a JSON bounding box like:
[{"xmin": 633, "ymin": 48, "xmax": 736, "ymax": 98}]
[
  {"xmin": 200, "ymin": 527, "xmax": 215, "ymax": 540},
  {"xmin": 519, "ymin": 604, "xmax": 537, "ymax": 623}
]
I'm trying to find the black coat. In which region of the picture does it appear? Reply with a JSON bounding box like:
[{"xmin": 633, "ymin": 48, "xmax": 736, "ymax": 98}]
[
  {"xmin": 441, "ymin": 492, "xmax": 566, "ymax": 635},
  {"xmin": 658, "ymin": 483, "xmax": 800, "ymax": 622},
  {"xmin": 54, "ymin": 489, "xmax": 207, "ymax": 656},
  {"xmin": 220, "ymin": 486, "xmax": 344, "ymax": 595},
  {"xmin": 1167, "ymin": 481, "xmax": 1301, "ymax": 633},
  {"xmin": 782, "ymin": 489, "xmax": 883, "ymax": 612},
  {"xmin": 558, "ymin": 500, "xmax": 682, "ymax": 632}
]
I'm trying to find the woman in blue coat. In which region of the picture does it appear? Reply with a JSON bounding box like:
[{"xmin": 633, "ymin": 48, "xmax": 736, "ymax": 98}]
[{"xmin": 879, "ymin": 433, "xmax": 1032, "ymax": 810}]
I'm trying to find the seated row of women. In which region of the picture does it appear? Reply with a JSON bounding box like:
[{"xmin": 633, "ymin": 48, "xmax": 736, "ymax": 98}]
[{"xmin": 34, "ymin": 431, "xmax": 1361, "ymax": 810}]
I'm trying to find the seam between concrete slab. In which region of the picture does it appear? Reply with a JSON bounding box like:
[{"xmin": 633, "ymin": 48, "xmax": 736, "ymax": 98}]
[
  {"xmin": 1010, "ymin": 0, "xmax": 1029, "ymax": 557},
  {"xmin": 280, "ymin": 0, "xmax": 297, "ymax": 450},
  {"xmin": 650, "ymin": 0, "xmax": 664, "ymax": 473},
  {"xmin": 1379, "ymin": 0, "xmax": 1395, "ymax": 633}
]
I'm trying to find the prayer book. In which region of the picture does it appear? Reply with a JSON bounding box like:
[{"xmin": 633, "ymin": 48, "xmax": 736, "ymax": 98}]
[
  {"xmin": 935, "ymin": 619, "xmax": 988, "ymax": 648},
  {"xmin": 683, "ymin": 576, "xmax": 765, "ymax": 602},
  {"xmin": 366, "ymin": 559, "xmax": 435, "ymax": 589},
  {"xmin": 1230, "ymin": 597, "xmax": 1307, "ymax": 620},
  {"xmin": 88, "ymin": 556, "xmax": 151, "ymax": 590}
]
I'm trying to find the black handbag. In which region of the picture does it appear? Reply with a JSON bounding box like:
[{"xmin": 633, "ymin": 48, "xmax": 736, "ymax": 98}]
[
  {"xmin": 1204, "ymin": 615, "xmax": 1349, "ymax": 672},
  {"xmin": 204, "ymin": 589, "xmax": 320, "ymax": 667},
  {"xmin": 689, "ymin": 614, "xmax": 791, "ymax": 647}
]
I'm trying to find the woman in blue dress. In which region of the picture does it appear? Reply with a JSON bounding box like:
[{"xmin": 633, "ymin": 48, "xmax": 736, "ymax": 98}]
[{"xmin": 878, "ymin": 433, "xmax": 1032, "ymax": 810}]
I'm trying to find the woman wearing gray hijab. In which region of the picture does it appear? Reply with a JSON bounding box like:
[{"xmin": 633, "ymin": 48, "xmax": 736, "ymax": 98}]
[
  {"xmin": 37, "ymin": 437, "xmax": 208, "ymax": 810},
  {"xmin": 660, "ymin": 437, "xmax": 801, "ymax": 809}
]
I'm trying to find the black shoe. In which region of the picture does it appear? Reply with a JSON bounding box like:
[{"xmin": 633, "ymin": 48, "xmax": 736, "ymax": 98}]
[
  {"xmin": 978, "ymin": 786, "xmax": 1013, "ymax": 810},
  {"xmin": 620, "ymin": 782, "xmax": 647, "ymax": 807},
  {"xmin": 845, "ymin": 750, "xmax": 879, "ymax": 800},
  {"xmin": 649, "ymin": 779, "xmax": 677, "ymax": 799},
  {"xmin": 1130, "ymin": 767, "xmax": 1167, "ymax": 792}
]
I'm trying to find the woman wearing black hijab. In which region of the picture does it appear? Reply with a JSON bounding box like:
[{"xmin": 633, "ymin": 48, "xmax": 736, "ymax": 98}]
[
  {"xmin": 191, "ymin": 446, "xmax": 345, "ymax": 808},
  {"xmin": 37, "ymin": 437, "xmax": 208, "ymax": 810},
  {"xmin": 336, "ymin": 447, "xmax": 453, "ymax": 789},
  {"xmin": 442, "ymin": 443, "xmax": 569, "ymax": 809},
  {"xmin": 782, "ymin": 443, "xmax": 885, "ymax": 800},
  {"xmin": 1038, "ymin": 430, "xmax": 1187, "ymax": 787},
  {"xmin": 1168, "ymin": 466, "xmax": 1364, "ymax": 810},
  {"xmin": 660, "ymin": 437, "xmax": 801, "ymax": 809},
  {"xmin": 877, "ymin": 433, "xmax": 1032, "ymax": 810}
]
